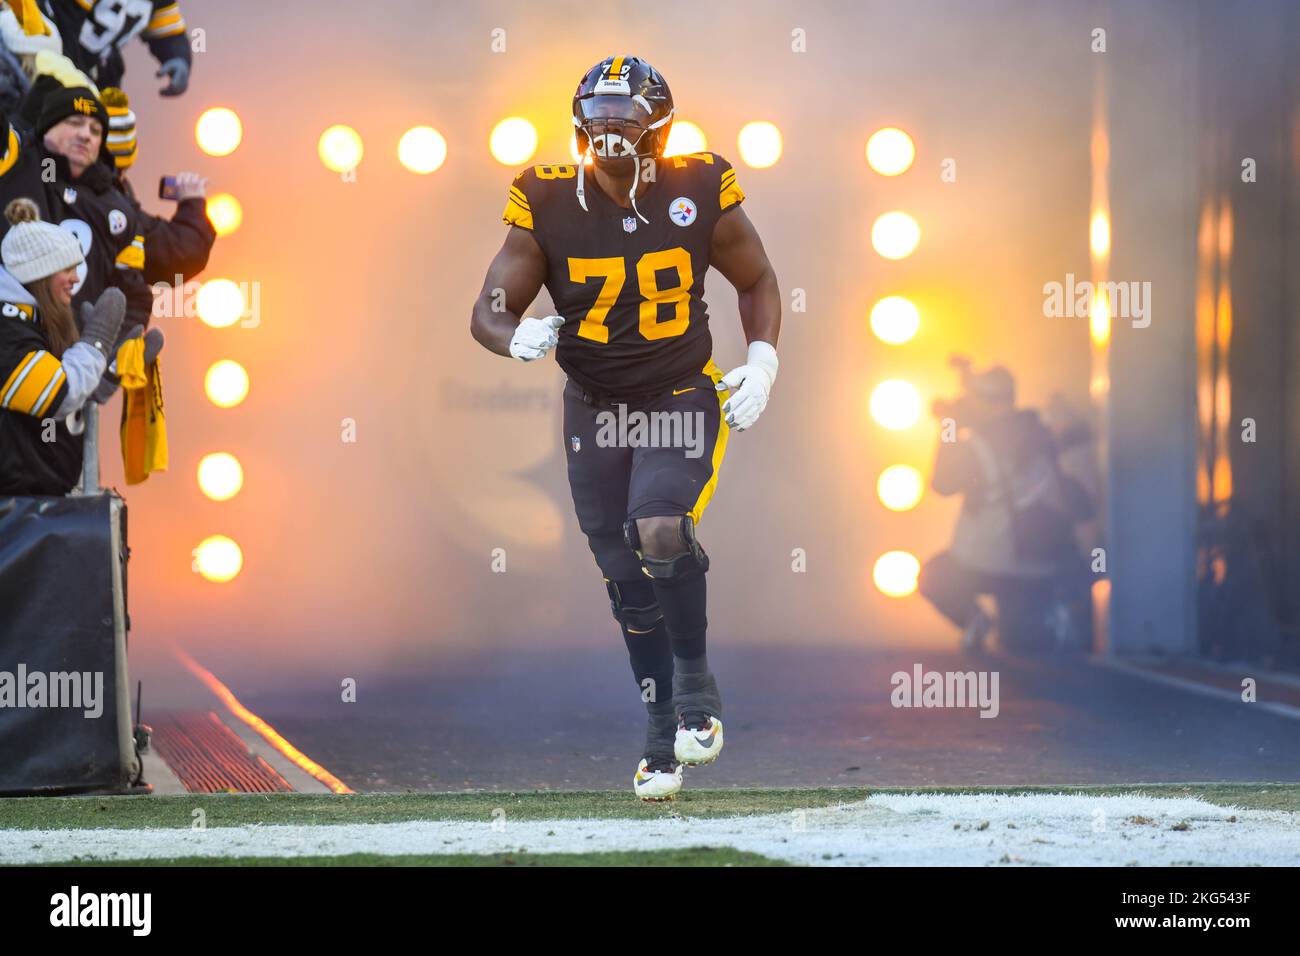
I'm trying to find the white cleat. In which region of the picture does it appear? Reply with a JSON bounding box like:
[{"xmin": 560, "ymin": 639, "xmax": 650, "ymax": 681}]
[
  {"xmin": 633, "ymin": 756, "xmax": 683, "ymax": 801},
  {"xmin": 674, "ymin": 713, "xmax": 723, "ymax": 766}
]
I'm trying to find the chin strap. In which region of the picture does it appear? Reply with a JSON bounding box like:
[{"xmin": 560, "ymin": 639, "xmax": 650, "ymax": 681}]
[
  {"xmin": 629, "ymin": 171, "xmax": 649, "ymax": 224},
  {"xmin": 574, "ymin": 106, "xmax": 675, "ymax": 224}
]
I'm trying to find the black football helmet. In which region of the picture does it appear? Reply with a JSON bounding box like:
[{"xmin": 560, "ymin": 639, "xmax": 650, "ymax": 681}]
[{"xmin": 572, "ymin": 55, "xmax": 675, "ymax": 163}]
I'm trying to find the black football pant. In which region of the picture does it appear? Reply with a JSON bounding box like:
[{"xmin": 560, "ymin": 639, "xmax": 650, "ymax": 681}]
[{"xmin": 562, "ymin": 361, "xmax": 729, "ymax": 704}]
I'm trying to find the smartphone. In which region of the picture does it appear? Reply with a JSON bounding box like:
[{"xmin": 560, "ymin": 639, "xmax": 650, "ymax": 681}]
[{"xmin": 159, "ymin": 176, "xmax": 180, "ymax": 200}]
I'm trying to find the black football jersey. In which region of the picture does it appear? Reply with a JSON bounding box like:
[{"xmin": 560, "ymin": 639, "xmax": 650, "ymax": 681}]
[{"xmin": 503, "ymin": 151, "xmax": 745, "ymax": 397}]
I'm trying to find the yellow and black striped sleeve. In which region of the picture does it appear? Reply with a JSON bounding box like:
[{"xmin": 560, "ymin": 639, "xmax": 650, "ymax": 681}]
[
  {"xmin": 144, "ymin": 1, "xmax": 186, "ymax": 38},
  {"xmin": 502, "ymin": 171, "xmax": 534, "ymax": 230},
  {"xmin": 718, "ymin": 158, "xmax": 745, "ymax": 212},
  {"xmin": 1, "ymin": 347, "xmax": 68, "ymax": 418}
]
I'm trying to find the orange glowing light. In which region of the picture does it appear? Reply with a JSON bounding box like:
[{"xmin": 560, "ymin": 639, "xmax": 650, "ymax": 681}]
[
  {"xmin": 870, "ymin": 296, "xmax": 920, "ymax": 345},
  {"xmin": 873, "ymin": 551, "xmax": 920, "ymax": 597},
  {"xmin": 1090, "ymin": 209, "xmax": 1110, "ymax": 258},
  {"xmin": 1089, "ymin": 285, "xmax": 1111, "ymax": 346},
  {"xmin": 198, "ymin": 452, "xmax": 244, "ymax": 501},
  {"xmin": 489, "ymin": 117, "xmax": 537, "ymax": 166},
  {"xmin": 205, "ymin": 193, "xmax": 242, "ymax": 237},
  {"xmin": 866, "ymin": 128, "xmax": 915, "ymax": 176},
  {"xmin": 877, "ymin": 464, "xmax": 923, "ymax": 511},
  {"xmin": 737, "ymin": 121, "xmax": 782, "ymax": 168},
  {"xmin": 195, "ymin": 107, "xmax": 242, "ymax": 156},
  {"xmin": 663, "ymin": 120, "xmax": 706, "ymax": 157},
  {"xmin": 196, "ymin": 278, "xmax": 244, "ymax": 328},
  {"xmin": 398, "ymin": 125, "xmax": 447, "ymax": 174},
  {"xmin": 193, "ymin": 535, "xmax": 242, "ymax": 582},
  {"xmin": 318, "ymin": 124, "xmax": 364, "ymax": 172},
  {"xmin": 172, "ymin": 646, "xmax": 353, "ymax": 794},
  {"xmin": 871, "ymin": 211, "xmax": 921, "ymax": 259},
  {"xmin": 205, "ymin": 360, "xmax": 249, "ymax": 408},
  {"xmin": 869, "ymin": 379, "xmax": 922, "ymax": 431}
]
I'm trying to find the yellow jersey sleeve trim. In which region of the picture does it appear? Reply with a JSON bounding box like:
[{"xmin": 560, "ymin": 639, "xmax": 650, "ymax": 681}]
[
  {"xmin": 719, "ymin": 168, "xmax": 744, "ymax": 210},
  {"xmin": 145, "ymin": 4, "xmax": 186, "ymax": 37},
  {"xmin": 503, "ymin": 193, "xmax": 534, "ymax": 230}
]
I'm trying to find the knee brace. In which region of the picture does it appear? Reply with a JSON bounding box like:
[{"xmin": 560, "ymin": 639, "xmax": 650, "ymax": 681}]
[
  {"xmin": 605, "ymin": 578, "xmax": 664, "ymax": 634},
  {"xmin": 623, "ymin": 515, "xmax": 710, "ymax": 581}
]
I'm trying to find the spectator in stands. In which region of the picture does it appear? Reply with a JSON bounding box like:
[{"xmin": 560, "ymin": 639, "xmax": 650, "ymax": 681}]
[
  {"xmin": 0, "ymin": 196, "xmax": 124, "ymax": 496},
  {"xmin": 101, "ymin": 85, "xmax": 215, "ymax": 284}
]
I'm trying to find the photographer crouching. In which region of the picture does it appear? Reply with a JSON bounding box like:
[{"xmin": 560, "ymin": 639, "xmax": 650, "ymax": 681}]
[{"xmin": 919, "ymin": 357, "xmax": 1094, "ymax": 653}]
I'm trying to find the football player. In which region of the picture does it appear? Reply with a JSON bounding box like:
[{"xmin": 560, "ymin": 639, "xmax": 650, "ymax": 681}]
[{"xmin": 471, "ymin": 56, "xmax": 782, "ymax": 800}]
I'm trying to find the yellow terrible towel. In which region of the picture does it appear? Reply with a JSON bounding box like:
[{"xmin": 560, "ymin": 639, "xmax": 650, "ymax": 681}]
[{"xmin": 116, "ymin": 336, "xmax": 167, "ymax": 484}]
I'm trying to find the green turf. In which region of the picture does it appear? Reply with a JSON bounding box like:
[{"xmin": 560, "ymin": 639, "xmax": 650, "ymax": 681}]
[
  {"xmin": 33, "ymin": 847, "xmax": 787, "ymax": 867},
  {"xmin": 0, "ymin": 783, "xmax": 1296, "ymax": 832}
]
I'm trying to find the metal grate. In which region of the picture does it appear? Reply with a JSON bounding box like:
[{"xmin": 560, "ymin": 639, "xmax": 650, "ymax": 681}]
[{"xmin": 151, "ymin": 711, "xmax": 294, "ymax": 793}]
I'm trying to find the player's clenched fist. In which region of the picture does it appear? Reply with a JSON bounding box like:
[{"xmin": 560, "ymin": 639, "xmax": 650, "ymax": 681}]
[
  {"xmin": 715, "ymin": 341, "xmax": 779, "ymax": 432},
  {"xmin": 509, "ymin": 314, "xmax": 566, "ymax": 361}
]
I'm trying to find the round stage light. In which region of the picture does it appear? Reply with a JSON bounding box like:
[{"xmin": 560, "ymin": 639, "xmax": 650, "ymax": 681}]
[
  {"xmin": 205, "ymin": 193, "xmax": 242, "ymax": 237},
  {"xmin": 866, "ymin": 127, "xmax": 915, "ymax": 176},
  {"xmin": 198, "ymin": 452, "xmax": 244, "ymax": 501},
  {"xmin": 663, "ymin": 120, "xmax": 706, "ymax": 157},
  {"xmin": 871, "ymin": 211, "xmax": 921, "ymax": 260},
  {"xmin": 196, "ymin": 107, "xmax": 242, "ymax": 156},
  {"xmin": 870, "ymin": 295, "xmax": 920, "ymax": 345},
  {"xmin": 398, "ymin": 126, "xmax": 447, "ymax": 174},
  {"xmin": 873, "ymin": 550, "xmax": 920, "ymax": 598},
  {"xmin": 318, "ymin": 124, "xmax": 364, "ymax": 172},
  {"xmin": 490, "ymin": 117, "xmax": 538, "ymax": 166},
  {"xmin": 870, "ymin": 379, "xmax": 922, "ymax": 431},
  {"xmin": 193, "ymin": 535, "xmax": 243, "ymax": 583},
  {"xmin": 737, "ymin": 121, "xmax": 782, "ymax": 168},
  {"xmin": 205, "ymin": 360, "xmax": 249, "ymax": 408},
  {"xmin": 877, "ymin": 464, "xmax": 924, "ymax": 511},
  {"xmin": 196, "ymin": 279, "xmax": 244, "ymax": 328}
]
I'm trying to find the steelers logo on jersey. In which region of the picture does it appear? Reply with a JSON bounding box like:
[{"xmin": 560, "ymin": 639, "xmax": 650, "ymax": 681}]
[
  {"xmin": 669, "ymin": 197, "xmax": 697, "ymax": 227},
  {"xmin": 108, "ymin": 209, "xmax": 128, "ymax": 236}
]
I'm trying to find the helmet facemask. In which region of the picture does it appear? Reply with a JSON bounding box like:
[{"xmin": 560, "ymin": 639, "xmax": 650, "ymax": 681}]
[
  {"xmin": 576, "ymin": 95, "xmax": 665, "ymax": 165},
  {"xmin": 571, "ymin": 59, "xmax": 675, "ymax": 223}
]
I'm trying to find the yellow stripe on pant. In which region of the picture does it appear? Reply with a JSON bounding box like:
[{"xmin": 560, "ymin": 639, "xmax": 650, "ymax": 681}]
[{"xmin": 688, "ymin": 358, "xmax": 730, "ymax": 525}]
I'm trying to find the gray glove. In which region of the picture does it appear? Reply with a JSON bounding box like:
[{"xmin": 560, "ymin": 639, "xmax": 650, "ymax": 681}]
[
  {"xmin": 78, "ymin": 287, "xmax": 127, "ymax": 360},
  {"xmin": 156, "ymin": 58, "xmax": 190, "ymax": 96},
  {"xmin": 93, "ymin": 326, "xmax": 163, "ymax": 404}
]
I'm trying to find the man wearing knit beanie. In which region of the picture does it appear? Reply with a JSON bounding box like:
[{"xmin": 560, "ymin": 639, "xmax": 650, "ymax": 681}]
[
  {"xmin": 37, "ymin": 83, "xmax": 111, "ymax": 176},
  {"xmin": 0, "ymin": 60, "xmax": 155, "ymax": 336}
]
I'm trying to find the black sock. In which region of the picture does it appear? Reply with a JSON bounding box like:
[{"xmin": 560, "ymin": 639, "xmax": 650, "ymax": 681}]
[
  {"xmin": 611, "ymin": 578, "xmax": 674, "ymax": 704},
  {"xmin": 651, "ymin": 571, "xmax": 707, "ymax": 662}
]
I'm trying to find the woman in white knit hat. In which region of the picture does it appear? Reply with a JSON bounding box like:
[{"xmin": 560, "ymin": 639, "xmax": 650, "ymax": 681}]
[{"xmin": 0, "ymin": 196, "xmax": 124, "ymax": 495}]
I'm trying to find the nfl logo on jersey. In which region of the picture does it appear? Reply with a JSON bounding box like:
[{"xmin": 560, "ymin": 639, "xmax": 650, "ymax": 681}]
[
  {"xmin": 622, "ymin": 216, "xmax": 637, "ymax": 233},
  {"xmin": 570, "ymin": 435, "xmax": 582, "ymax": 452}
]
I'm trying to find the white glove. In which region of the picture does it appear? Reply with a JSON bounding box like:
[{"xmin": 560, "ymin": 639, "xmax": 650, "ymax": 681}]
[
  {"xmin": 510, "ymin": 314, "xmax": 566, "ymax": 362},
  {"xmin": 715, "ymin": 341, "xmax": 778, "ymax": 432}
]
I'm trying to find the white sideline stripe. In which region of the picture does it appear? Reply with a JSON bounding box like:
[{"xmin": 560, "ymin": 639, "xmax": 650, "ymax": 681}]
[
  {"xmin": 3, "ymin": 793, "xmax": 1299, "ymax": 866},
  {"xmin": 1092, "ymin": 656, "xmax": 1300, "ymax": 721}
]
